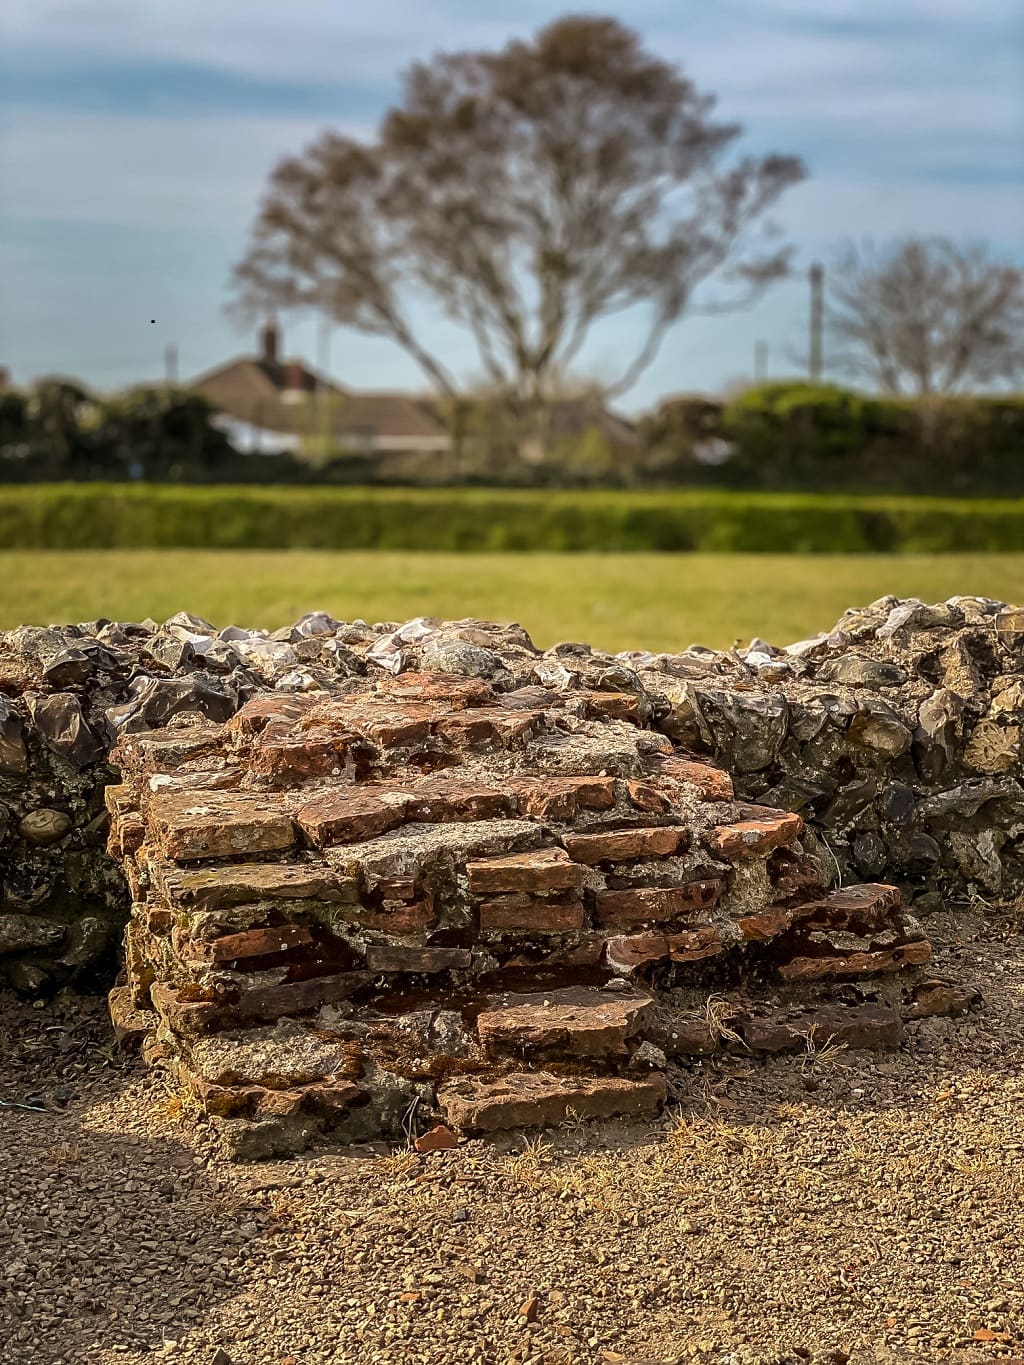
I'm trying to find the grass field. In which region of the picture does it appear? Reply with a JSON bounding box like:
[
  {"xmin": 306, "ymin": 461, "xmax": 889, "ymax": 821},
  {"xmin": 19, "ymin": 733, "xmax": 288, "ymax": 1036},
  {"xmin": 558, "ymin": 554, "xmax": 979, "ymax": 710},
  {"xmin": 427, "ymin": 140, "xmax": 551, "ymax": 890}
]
[{"xmin": 6, "ymin": 550, "xmax": 1024, "ymax": 652}]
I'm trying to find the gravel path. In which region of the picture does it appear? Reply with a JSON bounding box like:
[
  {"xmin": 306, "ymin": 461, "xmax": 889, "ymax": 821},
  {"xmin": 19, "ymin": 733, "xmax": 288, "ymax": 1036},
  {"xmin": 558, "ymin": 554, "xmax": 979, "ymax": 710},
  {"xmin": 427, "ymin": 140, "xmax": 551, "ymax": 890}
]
[{"xmin": 2, "ymin": 911, "xmax": 1022, "ymax": 1365}]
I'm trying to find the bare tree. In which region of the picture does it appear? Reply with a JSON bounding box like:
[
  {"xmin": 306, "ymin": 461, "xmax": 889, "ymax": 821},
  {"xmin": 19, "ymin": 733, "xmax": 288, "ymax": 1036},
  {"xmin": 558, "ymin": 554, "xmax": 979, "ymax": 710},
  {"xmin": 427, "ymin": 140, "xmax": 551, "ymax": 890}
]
[
  {"xmin": 829, "ymin": 237, "xmax": 1024, "ymax": 396},
  {"xmin": 231, "ymin": 16, "xmax": 804, "ymax": 413}
]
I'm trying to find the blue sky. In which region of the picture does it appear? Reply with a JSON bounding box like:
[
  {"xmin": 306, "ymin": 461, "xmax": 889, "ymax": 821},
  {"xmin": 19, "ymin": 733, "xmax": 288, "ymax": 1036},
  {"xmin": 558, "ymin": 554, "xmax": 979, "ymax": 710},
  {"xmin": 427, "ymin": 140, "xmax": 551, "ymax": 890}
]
[{"xmin": 1, "ymin": 0, "xmax": 1022, "ymax": 410}]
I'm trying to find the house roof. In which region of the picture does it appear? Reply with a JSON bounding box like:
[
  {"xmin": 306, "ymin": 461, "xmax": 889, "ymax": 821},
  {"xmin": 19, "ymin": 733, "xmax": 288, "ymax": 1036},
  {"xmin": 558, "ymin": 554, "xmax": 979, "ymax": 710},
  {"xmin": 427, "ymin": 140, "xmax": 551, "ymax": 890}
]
[{"xmin": 190, "ymin": 324, "xmax": 449, "ymax": 448}]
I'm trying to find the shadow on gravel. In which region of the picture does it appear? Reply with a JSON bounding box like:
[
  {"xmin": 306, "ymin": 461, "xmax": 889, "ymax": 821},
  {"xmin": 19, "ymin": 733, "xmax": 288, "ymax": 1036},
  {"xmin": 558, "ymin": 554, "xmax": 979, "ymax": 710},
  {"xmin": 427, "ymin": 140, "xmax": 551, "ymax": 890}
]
[{"xmin": 0, "ymin": 992, "xmax": 247, "ymax": 1365}]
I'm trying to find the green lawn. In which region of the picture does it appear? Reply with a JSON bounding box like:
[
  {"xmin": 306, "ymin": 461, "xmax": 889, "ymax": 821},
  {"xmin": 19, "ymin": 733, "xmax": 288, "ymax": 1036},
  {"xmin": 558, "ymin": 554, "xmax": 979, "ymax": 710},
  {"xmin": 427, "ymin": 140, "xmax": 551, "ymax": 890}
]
[{"xmin": 5, "ymin": 550, "xmax": 1024, "ymax": 652}]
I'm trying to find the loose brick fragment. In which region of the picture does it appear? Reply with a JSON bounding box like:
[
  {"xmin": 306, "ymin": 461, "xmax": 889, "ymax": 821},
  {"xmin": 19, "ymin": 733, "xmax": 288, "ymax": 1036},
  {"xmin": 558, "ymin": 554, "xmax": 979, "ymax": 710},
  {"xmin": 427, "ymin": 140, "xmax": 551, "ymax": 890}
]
[
  {"xmin": 739, "ymin": 1003, "xmax": 905, "ymax": 1053},
  {"xmin": 902, "ymin": 980, "xmax": 981, "ymax": 1020},
  {"xmin": 594, "ymin": 881, "xmax": 723, "ymax": 930},
  {"xmin": 467, "ymin": 847, "xmax": 584, "ymax": 895},
  {"xmin": 704, "ymin": 812, "xmax": 804, "ymax": 860},
  {"xmin": 149, "ymin": 790, "xmax": 296, "ymax": 862},
  {"xmin": 478, "ymin": 895, "xmax": 585, "ymax": 935},
  {"xmin": 414, "ymin": 1124, "xmax": 460, "ymax": 1153},
  {"xmin": 438, "ymin": 1071, "xmax": 666, "ymax": 1132},
  {"xmin": 563, "ymin": 826, "xmax": 688, "ymax": 864},
  {"xmin": 297, "ymin": 788, "xmax": 409, "ymax": 848}
]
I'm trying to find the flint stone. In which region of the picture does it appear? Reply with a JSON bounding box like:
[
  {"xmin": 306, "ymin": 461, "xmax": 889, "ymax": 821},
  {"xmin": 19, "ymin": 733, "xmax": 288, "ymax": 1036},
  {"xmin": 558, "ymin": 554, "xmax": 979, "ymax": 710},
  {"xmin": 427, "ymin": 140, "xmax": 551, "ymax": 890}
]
[
  {"xmin": 19, "ymin": 808, "xmax": 72, "ymax": 845},
  {"xmin": 0, "ymin": 714, "xmax": 28, "ymax": 775},
  {"xmin": 29, "ymin": 692, "xmax": 102, "ymax": 766},
  {"xmin": 818, "ymin": 653, "xmax": 906, "ymax": 688},
  {"xmin": 0, "ymin": 914, "xmax": 65, "ymax": 954},
  {"xmin": 699, "ymin": 688, "xmax": 789, "ymax": 774},
  {"xmin": 422, "ymin": 640, "xmax": 500, "ymax": 678},
  {"xmin": 105, "ymin": 673, "xmax": 238, "ymax": 735}
]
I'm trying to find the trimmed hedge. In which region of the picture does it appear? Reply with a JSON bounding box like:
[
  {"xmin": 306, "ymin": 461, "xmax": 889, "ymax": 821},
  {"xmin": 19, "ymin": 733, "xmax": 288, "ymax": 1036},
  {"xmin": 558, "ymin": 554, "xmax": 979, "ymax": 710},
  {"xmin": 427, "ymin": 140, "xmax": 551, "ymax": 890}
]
[{"xmin": 1, "ymin": 484, "xmax": 1023, "ymax": 553}]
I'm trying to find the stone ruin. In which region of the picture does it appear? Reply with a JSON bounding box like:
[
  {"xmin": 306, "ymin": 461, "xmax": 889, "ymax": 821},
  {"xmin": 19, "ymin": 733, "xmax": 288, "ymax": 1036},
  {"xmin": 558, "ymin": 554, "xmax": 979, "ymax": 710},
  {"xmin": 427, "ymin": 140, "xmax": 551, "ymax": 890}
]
[{"xmin": 1, "ymin": 597, "xmax": 1015, "ymax": 1155}]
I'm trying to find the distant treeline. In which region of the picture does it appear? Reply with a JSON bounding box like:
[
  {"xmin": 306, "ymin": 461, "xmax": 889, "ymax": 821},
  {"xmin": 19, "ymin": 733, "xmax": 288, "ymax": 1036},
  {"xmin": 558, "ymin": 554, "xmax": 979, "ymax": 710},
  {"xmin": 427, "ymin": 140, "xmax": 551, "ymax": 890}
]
[{"xmin": 2, "ymin": 379, "xmax": 1023, "ymax": 494}]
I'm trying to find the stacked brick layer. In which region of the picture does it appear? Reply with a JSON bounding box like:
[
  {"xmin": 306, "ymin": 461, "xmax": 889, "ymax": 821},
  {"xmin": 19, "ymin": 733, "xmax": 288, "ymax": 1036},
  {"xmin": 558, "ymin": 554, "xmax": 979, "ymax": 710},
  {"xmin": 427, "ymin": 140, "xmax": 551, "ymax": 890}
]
[{"xmin": 104, "ymin": 668, "xmax": 943, "ymax": 1155}]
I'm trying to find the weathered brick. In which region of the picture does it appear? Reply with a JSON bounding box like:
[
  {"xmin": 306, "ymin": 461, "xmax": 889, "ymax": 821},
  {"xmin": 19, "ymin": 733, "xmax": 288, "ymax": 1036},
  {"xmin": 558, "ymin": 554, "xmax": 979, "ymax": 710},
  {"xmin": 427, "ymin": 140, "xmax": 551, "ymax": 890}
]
[
  {"xmin": 647, "ymin": 754, "xmax": 734, "ymax": 802},
  {"xmin": 563, "ymin": 826, "xmax": 688, "ymax": 864},
  {"xmin": 228, "ymin": 694, "xmax": 316, "ymax": 738},
  {"xmin": 107, "ymin": 985, "xmax": 157, "ymax": 1050},
  {"xmin": 112, "ymin": 724, "xmax": 227, "ymax": 776},
  {"xmin": 580, "ymin": 692, "xmax": 642, "ymax": 723},
  {"xmin": 739, "ymin": 1002, "xmax": 905, "ymax": 1053},
  {"xmin": 478, "ymin": 895, "xmax": 585, "ymax": 934},
  {"xmin": 400, "ymin": 776, "xmax": 511, "ymax": 823},
  {"xmin": 512, "ymin": 776, "xmax": 616, "ymax": 821},
  {"xmin": 365, "ymin": 944, "xmax": 472, "ymax": 973},
  {"xmin": 438, "ymin": 1071, "xmax": 666, "ymax": 1132},
  {"xmin": 296, "ymin": 788, "xmax": 409, "ymax": 847},
  {"xmin": 149, "ymin": 790, "xmax": 296, "ymax": 862},
  {"xmin": 155, "ymin": 859, "xmax": 359, "ymax": 911},
  {"xmin": 476, "ymin": 986, "xmax": 655, "ymax": 1059},
  {"xmin": 248, "ymin": 729, "xmax": 350, "ymax": 786},
  {"xmin": 184, "ymin": 923, "xmax": 314, "ymax": 964},
  {"xmin": 736, "ymin": 907, "xmax": 793, "ymax": 940},
  {"xmin": 704, "ymin": 812, "xmax": 804, "ymax": 860},
  {"xmin": 778, "ymin": 939, "xmax": 932, "ymax": 981},
  {"xmin": 625, "ymin": 780, "xmax": 673, "ymax": 813},
  {"xmin": 594, "ymin": 880, "xmax": 723, "ymax": 929},
  {"xmin": 604, "ymin": 925, "xmax": 724, "ymax": 973},
  {"xmin": 797, "ymin": 883, "xmax": 902, "ymax": 935},
  {"xmin": 466, "ymin": 847, "xmax": 584, "ymax": 895},
  {"xmin": 434, "ymin": 707, "xmax": 542, "ymax": 748},
  {"xmin": 340, "ymin": 898, "xmax": 437, "ymax": 935},
  {"xmin": 227, "ymin": 972, "xmax": 373, "ymax": 1026},
  {"xmin": 379, "ymin": 672, "xmax": 494, "ymax": 707}
]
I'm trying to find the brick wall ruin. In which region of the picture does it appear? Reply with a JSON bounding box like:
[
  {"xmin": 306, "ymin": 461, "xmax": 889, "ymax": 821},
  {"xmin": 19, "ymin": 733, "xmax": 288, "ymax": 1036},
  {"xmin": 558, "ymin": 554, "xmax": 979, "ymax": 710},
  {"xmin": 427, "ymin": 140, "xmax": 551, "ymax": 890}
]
[{"xmin": 0, "ymin": 599, "xmax": 1010, "ymax": 1151}]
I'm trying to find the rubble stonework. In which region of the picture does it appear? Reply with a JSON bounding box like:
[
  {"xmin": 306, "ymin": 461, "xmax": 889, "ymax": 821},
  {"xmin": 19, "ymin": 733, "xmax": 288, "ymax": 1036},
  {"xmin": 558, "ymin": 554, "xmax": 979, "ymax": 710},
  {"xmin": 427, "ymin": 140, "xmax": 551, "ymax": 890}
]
[
  {"xmin": 105, "ymin": 670, "xmax": 941, "ymax": 1155},
  {"xmin": 0, "ymin": 600, "xmax": 1004, "ymax": 1149},
  {"xmin": 624, "ymin": 595, "xmax": 1024, "ymax": 908}
]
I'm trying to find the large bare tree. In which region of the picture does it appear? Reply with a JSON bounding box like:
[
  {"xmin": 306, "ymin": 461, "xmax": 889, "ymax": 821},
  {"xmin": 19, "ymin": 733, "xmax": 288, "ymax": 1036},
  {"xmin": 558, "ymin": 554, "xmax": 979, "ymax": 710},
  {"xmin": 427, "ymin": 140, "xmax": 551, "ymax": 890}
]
[
  {"xmin": 829, "ymin": 238, "xmax": 1024, "ymax": 396},
  {"xmin": 231, "ymin": 16, "xmax": 804, "ymax": 411}
]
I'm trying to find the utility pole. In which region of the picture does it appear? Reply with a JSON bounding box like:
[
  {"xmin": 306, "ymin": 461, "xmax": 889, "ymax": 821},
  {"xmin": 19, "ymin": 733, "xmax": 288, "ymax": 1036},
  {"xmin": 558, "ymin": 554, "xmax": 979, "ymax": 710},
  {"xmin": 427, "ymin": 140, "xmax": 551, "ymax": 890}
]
[
  {"xmin": 164, "ymin": 344, "xmax": 178, "ymax": 388},
  {"xmin": 316, "ymin": 313, "xmax": 331, "ymax": 452},
  {"xmin": 808, "ymin": 263, "xmax": 824, "ymax": 382},
  {"xmin": 754, "ymin": 340, "xmax": 768, "ymax": 384}
]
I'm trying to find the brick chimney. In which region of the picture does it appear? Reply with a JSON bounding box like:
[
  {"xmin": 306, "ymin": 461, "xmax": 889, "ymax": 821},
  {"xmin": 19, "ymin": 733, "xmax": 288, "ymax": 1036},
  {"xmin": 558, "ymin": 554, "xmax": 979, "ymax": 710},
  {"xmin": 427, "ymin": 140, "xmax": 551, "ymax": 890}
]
[{"xmin": 260, "ymin": 319, "xmax": 280, "ymax": 366}]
